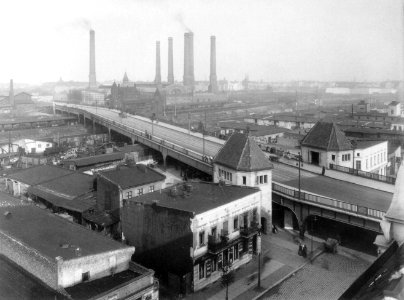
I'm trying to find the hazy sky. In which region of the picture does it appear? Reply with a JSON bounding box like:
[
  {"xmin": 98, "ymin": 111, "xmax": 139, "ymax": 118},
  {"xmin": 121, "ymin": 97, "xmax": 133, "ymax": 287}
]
[{"xmin": 1, "ymin": 0, "xmax": 403, "ymax": 84}]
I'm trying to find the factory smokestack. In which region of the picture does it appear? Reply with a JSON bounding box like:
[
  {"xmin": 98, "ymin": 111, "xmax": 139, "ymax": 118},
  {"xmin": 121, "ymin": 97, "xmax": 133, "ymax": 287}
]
[
  {"xmin": 9, "ymin": 79, "xmax": 14, "ymax": 108},
  {"xmin": 155, "ymin": 41, "xmax": 161, "ymax": 84},
  {"xmin": 183, "ymin": 32, "xmax": 194, "ymax": 87},
  {"xmin": 209, "ymin": 36, "xmax": 218, "ymax": 93},
  {"xmin": 89, "ymin": 30, "xmax": 97, "ymax": 89},
  {"xmin": 168, "ymin": 37, "xmax": 174, "ymax": 84}
]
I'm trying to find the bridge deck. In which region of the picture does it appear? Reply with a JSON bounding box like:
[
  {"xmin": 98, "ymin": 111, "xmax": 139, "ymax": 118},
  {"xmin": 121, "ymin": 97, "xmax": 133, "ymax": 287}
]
[{"xmin": 56, "ymin": 104, "xmax": 393, "ymax": 214}]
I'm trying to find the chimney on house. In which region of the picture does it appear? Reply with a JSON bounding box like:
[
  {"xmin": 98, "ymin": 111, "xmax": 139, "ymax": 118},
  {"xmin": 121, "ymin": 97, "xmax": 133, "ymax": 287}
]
[
  {"xmin": 155, "ymin": 41, "xmax": 161, "ymax": 84},
  {"xmin": 168, "ymin": 37, "xmax": 174, "ymax": 84},
  {"xmin": 89, "ymin": 30, "xmax": 97, "ymax": 89},
  {"xmin": 209, "ymin": 35, "xmax": 218, "ymax": 93}
]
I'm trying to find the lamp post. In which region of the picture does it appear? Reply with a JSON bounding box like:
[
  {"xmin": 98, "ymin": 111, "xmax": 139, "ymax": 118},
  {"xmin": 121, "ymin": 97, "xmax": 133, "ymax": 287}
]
[
  {"xmin": 257, "ymin": 229, "xmax": 262, "ymax": 289},
  {"xmin": 297, "ymin": 152, "xmax": 304, "ymax": 239}
]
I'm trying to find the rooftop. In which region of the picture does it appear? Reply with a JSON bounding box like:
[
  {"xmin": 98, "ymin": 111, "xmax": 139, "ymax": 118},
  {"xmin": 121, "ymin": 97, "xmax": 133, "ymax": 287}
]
[
  {"xmin": 65, "ymin": 268, "xmax": 142, "ymax": 299},
  {"xmin": 27, "ymin": 173, "xmax": 95, "ymax": 212},
  {"xmin": 218, "ymin": 121, "xmax": 287, "ymax": 136},
  {"xmin": 353, "ymin": 140, "xmax": 386, "ymax": 150},
  {"xmin": 0, "ymin": 205, "xmax": 131, "ymax": 261},
  {"xmin": 63, "ymin": 152, "xmax": 125, "ymax": 168},
  {"xmin": 127, "ymin": 182, "xmax": 260, "ymax": 215},
  {"xmin": 99, "ymin": 165, "xmax": 166, "ymax": 189},
  {"xmin": 0, "ymin": 191, "xmax": 31, "ymax": 208},
  {"xmin": 389, "ymin": 101, "xmax": 401, "ymax": 106},
  {"xmin": 301, "ymin": 121, "xmax": 353, "ymax": 151},
  {"xmin": 214, "ymin": 132, "xmax": 274, "ymax": 172},
  {"xmin": 5, "ymin": 165, "xmax": 74, "ymax": 186}
]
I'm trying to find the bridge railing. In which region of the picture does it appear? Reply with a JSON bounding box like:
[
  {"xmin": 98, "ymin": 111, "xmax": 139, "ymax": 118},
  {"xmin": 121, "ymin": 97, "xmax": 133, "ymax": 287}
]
[
  {"xmin": 58, "ymin": 105, "xmax": 212, "ymax": 165},
  {"xmin": 329, "ymin": 163, "xmax": 396, "ymax": 185},
  {"xmin": 272, "ymin": 182, "xmax": 385, "ymax": 220}
]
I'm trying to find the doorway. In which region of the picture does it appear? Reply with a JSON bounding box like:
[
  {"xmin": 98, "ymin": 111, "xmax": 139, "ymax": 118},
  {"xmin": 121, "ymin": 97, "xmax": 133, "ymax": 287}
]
[{"xmin": 310, "ymin": 151, "xmax": 320, "ymax": 165}]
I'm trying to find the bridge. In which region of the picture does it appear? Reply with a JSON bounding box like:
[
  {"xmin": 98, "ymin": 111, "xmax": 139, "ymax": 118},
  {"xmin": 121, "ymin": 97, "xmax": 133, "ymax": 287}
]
[{"xmin": 54, "ymin": 103, "xmax": 393, "ymax": 233}]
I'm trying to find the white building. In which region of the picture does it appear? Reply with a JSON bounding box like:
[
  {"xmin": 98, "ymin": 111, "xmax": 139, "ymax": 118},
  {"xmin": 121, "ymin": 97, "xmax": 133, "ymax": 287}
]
[
  {"xmin": 353, "ymin": 140, "xmax": 388, "ymax": 175},
  {"xmin": 301, "ymin": 121, "xmax": 357, "ymax": 169},
  {"xmin": 301, "ymin": 122, "xmax": 389, "ymax": 175},
  {"xmin": 388, "ymin": 101, "xmax": 401, "ymax": 117}
]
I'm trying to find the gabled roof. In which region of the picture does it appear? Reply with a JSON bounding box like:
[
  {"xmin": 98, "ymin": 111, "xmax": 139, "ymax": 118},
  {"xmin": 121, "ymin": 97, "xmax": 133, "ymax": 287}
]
[
  {"xmin": 213, "ymin": 132, "xmax": 273, "ymax": 172},
  {"xmin": 301, "ymin": 121, "xmax": 353, "ymax": 151},
  {"xmin": 389, "ymin": 101, "xmax": 400, "ymax": 106}
]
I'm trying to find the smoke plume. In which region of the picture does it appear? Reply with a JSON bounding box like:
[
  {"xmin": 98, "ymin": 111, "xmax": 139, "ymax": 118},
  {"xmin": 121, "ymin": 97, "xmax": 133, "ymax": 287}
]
[{"xmin": 174, "ymin": 12, "xmax": 192, "ymax": 33}]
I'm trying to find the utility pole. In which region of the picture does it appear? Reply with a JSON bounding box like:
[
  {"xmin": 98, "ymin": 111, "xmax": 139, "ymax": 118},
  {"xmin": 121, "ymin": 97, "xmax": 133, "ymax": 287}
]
[{"xmin": 203, "ymin": 110, "xmax": 207, "ymax": 157}]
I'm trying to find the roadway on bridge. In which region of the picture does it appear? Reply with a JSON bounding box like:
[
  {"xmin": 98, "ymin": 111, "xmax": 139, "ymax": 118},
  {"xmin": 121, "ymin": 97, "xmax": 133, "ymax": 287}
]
[
  {"xmin": 77, "ymin": 105, "xmax": 224, "ymax": 157},
  {"xmin": 60, "ymin": 104, "xmax": 393, "ymax": 212},
  {"xmin": 272, "ymin": 163, "xmax": 393, "ymax": 212}
]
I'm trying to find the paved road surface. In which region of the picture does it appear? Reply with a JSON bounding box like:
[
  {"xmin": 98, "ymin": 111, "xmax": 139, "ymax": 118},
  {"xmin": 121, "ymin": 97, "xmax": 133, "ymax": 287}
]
[
  {"xmin": 61, "ymin": 104, "xmax": 393, "ymax": 211},
  {"xmin": 272, "ymin": 163, "xmax": 392, "ymax": 211}
]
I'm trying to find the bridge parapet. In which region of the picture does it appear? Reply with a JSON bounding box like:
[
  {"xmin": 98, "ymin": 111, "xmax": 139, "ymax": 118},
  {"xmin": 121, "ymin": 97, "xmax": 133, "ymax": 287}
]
[
  {"xmin": 55, "ymin": 104, "xmax": 214, "ymax": 174},
  {"xmin": 272, "ymin": 182, "xmax": 385, "ymax": 221}
]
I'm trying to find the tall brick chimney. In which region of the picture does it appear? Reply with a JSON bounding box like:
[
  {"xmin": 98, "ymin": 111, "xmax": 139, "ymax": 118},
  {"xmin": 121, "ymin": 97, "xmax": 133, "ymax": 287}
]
[
  {"xmin": 183, "ymin": 32, "xmax": 194, "ymax": 87},
  {"xmin": 9, "ymin": 79, "xmax": 14, "ymax": 108},
  {"xmin": 209, "ymin": 36, "xmax": 218, "ymax": 93},
  {"xmin": 89, "ymin": 30, "xmax": 97, "ymax": 89},
  {"xmin": 155, "ymin": 41, "xmax": 161, "ymax": 84},
  {"xmin": 168, "ymin": 37, "xmax": 174, "ymax": 84}
]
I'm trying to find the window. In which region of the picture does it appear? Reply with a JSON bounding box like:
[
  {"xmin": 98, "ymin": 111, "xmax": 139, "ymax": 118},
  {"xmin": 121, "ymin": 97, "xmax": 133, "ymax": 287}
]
[
  {"xmin": 264, "ymin": 175, "xmax": 268, "ymax": 183},
  {"xmin": 219, "ymin": 169, "xmax": 232, "ymax": 181},
  {"xmin": 38, "ymin": 144, "xmax": 42, "ymax": 148},
  {"xmin": 126, "ymin": 191, "xmax": 132, "ymax": 198},
  {"xmin": 82, "ymin": 271, "xmax": 90, "ymax": 282},
  {"xmin": 357, "ymin": 153, "xmax": 360, "ymax": 157},
  {"xmin": 332, "ymin": 155, "xmax": 335, "ymax": 161},
  {"xmin": 199, "ymin": 231, "xmax": 205, "ymax": 246},
  {"xmin": 199, "ymin": 262, "xmax": 205, "ymax": 279},
  {"xmin": 356, "ymin": 160, "xmax": 361, "ymax": 170},
  {"xmin": 149, "ymin": 185, "xmax": 154, "ymax": 192},
  {"xmin": 212, "ymin": 257, "xmax": 217, "ymax": 272},
  {"xmin": 342, "ymin": 154, "xmax": 351, "ymax": 162},
  {"xmin": 233, "ymin": 217, "xmax": 239, "ymax": 231},
  {"xmin": 137, "ymin": 188, "xmax": 143, "ymax": 196},
  {"xmin": 211, "ymin": 227, "xmax": 217, "ymax": 237},
  {"xmin": 242, "ymin": 176, "xmax": 246, "ymax": 185},
  {"xmin": 234, "ymin": 244, "xmax": 239, "ymax": 260},
  {"xmin": 366, "ymin": 159, "xmax": 368, "ymax": 169},
  {"xmin": 259, "ymin": 176, "xmax": 263, "ymax": 184}
]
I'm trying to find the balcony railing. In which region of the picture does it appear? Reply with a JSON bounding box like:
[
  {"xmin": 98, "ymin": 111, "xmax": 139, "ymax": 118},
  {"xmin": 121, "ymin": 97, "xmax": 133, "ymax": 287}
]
[
  {"xmin": 208, "ymin": 230, "xmax": 229, "ymax": 253},
  {"xmin": 240, "ymin": 222, "xmax": 260, "ymax": 238}
]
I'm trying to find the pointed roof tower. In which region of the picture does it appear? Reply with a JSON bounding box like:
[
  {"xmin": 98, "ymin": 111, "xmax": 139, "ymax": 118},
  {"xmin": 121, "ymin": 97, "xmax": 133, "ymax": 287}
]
[
  {"xmin": 301, "ymin": 121, "xmax": 352, "ymax": 151},
  {"xmin": 122, "ymin": 72, "xmax": 129, "ymax": 83},
  {"xmin": 213, "ymin": 132, "xmax": 273, "ymax": 172}
]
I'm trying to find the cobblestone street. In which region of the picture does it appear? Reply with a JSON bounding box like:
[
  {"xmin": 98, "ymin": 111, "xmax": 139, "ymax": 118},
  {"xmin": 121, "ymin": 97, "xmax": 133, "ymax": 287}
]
[{"xmin": 260, "ymin": 251, "xmax": 371, "ymax": 300}]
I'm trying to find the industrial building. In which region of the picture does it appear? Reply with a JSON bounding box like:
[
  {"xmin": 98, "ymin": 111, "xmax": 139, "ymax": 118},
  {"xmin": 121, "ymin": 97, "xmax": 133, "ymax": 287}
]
[{"xmin": 0, "ymin": 204, "xmax": 158, "ymax": 299}]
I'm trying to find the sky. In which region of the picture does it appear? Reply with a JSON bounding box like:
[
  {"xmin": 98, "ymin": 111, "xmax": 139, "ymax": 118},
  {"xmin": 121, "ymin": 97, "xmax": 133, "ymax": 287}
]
[{"xmin": 0, "ymin": 0, "xmax": 403, "ymax": 84}]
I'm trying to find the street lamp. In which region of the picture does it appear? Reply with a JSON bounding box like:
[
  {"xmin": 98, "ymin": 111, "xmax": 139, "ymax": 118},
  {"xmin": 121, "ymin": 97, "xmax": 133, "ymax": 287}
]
[
  {"xmin": 297, "ymin": 152, "xmax": 304, "ymax": 239},
  {"xmin": 257, "ymin": 229, "xmax": 262, "ymax": 289}
]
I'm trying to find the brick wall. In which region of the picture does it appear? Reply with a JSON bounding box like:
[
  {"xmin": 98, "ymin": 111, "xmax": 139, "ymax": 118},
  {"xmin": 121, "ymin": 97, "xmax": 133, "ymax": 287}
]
[
  {"xmin": 122, "ymin": 201, "xmax": 194, "ymax": 277},
  {"xmin": 59, "ymin": 247, "xmax": 134, "ymax": 288},
  {"xmin": 0, "ymin": 230, "xmax": 58, "ymax": 289}
]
